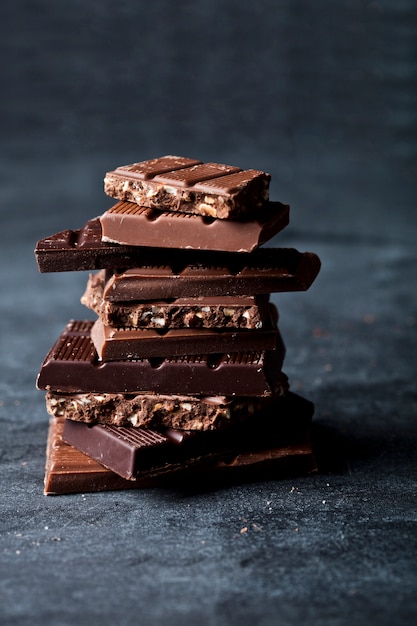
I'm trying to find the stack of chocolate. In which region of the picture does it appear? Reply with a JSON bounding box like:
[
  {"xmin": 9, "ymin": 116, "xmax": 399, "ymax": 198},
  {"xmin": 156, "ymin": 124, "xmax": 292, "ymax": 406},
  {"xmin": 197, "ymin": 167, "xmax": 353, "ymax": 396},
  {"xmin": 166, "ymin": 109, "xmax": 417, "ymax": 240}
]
[{"xmin": 35, "ymin": 156, "xmax": 321, "ymax": 495}]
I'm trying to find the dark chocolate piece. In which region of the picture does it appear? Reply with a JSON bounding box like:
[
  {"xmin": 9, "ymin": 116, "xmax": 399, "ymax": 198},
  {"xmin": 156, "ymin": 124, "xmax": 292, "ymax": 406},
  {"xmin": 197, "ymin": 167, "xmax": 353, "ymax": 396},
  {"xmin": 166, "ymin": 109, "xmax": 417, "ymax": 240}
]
[
  {"xmin": 35, "ymin": 218, "xmax": 149, "ymax": 273},
  {"xmin": 99, "ymin": 201, "xmax": 289, "ymax": 252},
  {"xmin": 63, "ymin": 420, "xmax": 175, "ymax": 480},
  {"xmin": 90, "ymin": 305, "xmax": 278, "ymax": 360},
  {"xmin": 62, "ymin": 392, "xmax": 314, "ymax": 480},
  {"xmin": 103, "ymin": 249, "xmax": 321, "ymax": 301},
  {"xmin": 36, "ymin": 320, "xmax": 286, "ymax": 396},
  {"xmin": 81, "ymin": 273, "xmax": 270, "ymax": 329},
  {"xmin": 44, "ymin": 414, "xmax": 316, "ymax": 495},
  {"xmin": 44, "ymin": 417, "xmax": 149, "ymax": 494},
  {"xmin": 104, "ymin": 156, "xmax": 271, "ymax": 219},
  {"xmin": 45, "ymin": 382, "xmax": 289, "ymax": 431},
  {"xmin": 35, "ymin": 218, "xmax": 321, "ymax": 285}
]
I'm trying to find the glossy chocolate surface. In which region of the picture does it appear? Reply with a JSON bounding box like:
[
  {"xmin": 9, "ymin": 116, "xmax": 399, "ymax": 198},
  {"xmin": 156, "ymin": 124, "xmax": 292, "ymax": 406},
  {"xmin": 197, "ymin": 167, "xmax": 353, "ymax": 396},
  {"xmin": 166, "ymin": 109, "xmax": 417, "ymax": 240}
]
[
  {"xmin": 103, "ymin": 249, "xmax": 321, "ymax": 301},
  {"xmin": 44, "ymin": 413, "xmax": 315, "ymax": 495},
  {"xmin": 37, "ymin": 320, "xmax": 285, "ymax": 396},
  {"xmin": 90, "ymin": 306, "xmax": 278, "ymax": 360},
  {"xmin": 35, "ymin": 218, "xmax": 149, "ymax": 273},
  {"xmin": 104, "ymin": 156, "xmax": 271, "ymax": 219},
  {"xmin": 82, "ymin": 274, "xmax": 270, "ymax": 329},
  {"xmin": 35, "ymin": 218, "xmax": 320, "ymax": 282},
  {"xmin": 61, "ymin": 392, "xmax": 315, "ymax": 480},
  {"xmin": 100, "ymin": 200, "xmax": 289, "ymax": 252}
]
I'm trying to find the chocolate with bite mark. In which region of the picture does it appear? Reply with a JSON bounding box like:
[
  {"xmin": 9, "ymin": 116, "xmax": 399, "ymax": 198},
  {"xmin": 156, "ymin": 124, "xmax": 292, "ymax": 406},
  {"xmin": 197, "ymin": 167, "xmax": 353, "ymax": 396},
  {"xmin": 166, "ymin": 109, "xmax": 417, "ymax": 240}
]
[
  {"xmin": 37, "ymin": 320, "xmax": 286, "ymax": 396},
  {"xmin": 104, "ymin": 156, "xmax": 271, "ymax": 219},
  {"xmin": 99, "ymin": 201, "xmax": 289, "ymax": 252}
]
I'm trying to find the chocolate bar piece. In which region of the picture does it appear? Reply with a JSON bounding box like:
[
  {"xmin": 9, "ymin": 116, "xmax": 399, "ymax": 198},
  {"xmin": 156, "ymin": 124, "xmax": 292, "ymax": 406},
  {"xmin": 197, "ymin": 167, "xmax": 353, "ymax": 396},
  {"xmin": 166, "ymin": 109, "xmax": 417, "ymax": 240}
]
[
  {"xmin": 36, "ymin": 320, "xmax": 285, "ymax": 396},
  {"xmin": 63, "ymin": 420, "xmax": 181, "ymax": 480},
  {"xmin": 35, "ymin": 218, "xmax": 145, "ymax": 273},
  {"xmin": 103, "ymin": 249, "xmax": 321, "ymax": 301},
  {"xmin": 99, "ymin": 201, "xmax": 289, "ymax": 252},
  {"xmin": 35, "ymin": 217, "xmax": 321, "ymax": 283},
  {"xmin": 62, "ymin": 392, "xmax": 314, "ymax": 480},
  {"xmin": 45, "ymin": 381, "xmax": 289, "ymax": 431},
  {"xmin": 104, "ymin": 156, "xmax": 271, "ymax": 219},
  {"xmin": 44, "ymin": 414, "xmax": 316, "ymax": 494},
  {"xmin": 44, "ymin": 417, "xmax": 147, "ymax": 494},
  {"xmin": 90, "ymin": 306, "xmax": 278, "ymax": 361},
  {"xmin": 82, "ymin": 273, "xmax": 269, "ymax": 329}
]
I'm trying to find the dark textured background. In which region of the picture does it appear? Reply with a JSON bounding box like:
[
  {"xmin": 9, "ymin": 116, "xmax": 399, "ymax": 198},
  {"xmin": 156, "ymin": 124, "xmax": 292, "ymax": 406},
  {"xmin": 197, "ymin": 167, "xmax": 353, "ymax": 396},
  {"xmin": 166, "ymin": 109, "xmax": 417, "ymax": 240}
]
[{"xmin": 0, "ymin": 1, "xmax": 416, "ymax": 625}]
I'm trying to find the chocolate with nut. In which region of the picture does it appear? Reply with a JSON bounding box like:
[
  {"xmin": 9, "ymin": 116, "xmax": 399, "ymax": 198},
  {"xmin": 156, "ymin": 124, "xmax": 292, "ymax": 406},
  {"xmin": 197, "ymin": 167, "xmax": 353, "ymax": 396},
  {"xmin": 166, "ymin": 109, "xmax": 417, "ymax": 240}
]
[
  {"xmin": 104, "ymin": 156, "xmax": 271, "ymax": 219},
  {"xmin": 44, "ymin": 411, "xmax": 316, "ymax": 495},
  {"xmin": 81, "ymin": 271, "xmax": 270, "ymax": 329},
  {"xmin": 45, "ymin": 381, "xmax": 288, "ymax": 431},
  {"xmin": 62, "ymin": 392, "xmax": 314, "ymax": 480},
  {"xmin": 90, "ymin": 305, "xmax": 278, "ymax": 361}
]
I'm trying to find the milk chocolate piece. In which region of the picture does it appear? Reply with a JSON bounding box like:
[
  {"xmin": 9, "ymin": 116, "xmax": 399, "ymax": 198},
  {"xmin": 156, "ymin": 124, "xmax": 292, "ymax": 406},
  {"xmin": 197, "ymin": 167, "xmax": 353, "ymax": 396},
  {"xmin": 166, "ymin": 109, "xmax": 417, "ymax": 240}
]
[
  {"xmin": 99, "ymin": 201, "xmax": 289, "ymax": 252},
  {"xmin": 103, "ymin": 249, "xmax": 321, "ymax": 301},
  {"xmin": 37, "ymin": 320, "xmax": 285, "ymax": 396},
  {"xmin": 45, "ymin": 382, "xmax": 289, "ymax": 431},
  {"xmin": 104, "ymin": 156, "xmax": 270, "ymax": 219},
  {"xmin": 82, "ymin": 272, "xmax": 269, "ymax": 329},
  {"xmin": 45, "ymin": 414, "xmax": 316, "ymax": 494},
  {"xmin": 35, "ymin": 218, "xmax": 321, "ymax": 285},
  {"xmin": 90, "ymin": 306, "xmax": 278, "ymax": 361},
  {"xmin": 62, "ymin": 392, "xmax": 314, "ymax": 480}
]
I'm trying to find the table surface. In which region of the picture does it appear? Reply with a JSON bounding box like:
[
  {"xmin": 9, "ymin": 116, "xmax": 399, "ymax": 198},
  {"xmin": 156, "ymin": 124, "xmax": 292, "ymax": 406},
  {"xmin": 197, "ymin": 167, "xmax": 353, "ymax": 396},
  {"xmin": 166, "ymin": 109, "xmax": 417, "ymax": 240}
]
[{"xmin": 1, "ymin": 2, "xmax": 416, "ymax": 625}]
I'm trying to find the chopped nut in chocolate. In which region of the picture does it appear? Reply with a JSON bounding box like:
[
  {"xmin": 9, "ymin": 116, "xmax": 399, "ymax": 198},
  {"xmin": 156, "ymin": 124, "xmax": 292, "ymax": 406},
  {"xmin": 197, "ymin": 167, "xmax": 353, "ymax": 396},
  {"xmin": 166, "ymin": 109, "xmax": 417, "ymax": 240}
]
[{"xmin": 35, "ymin": 154, "xmax": 321, "ymax": 494}]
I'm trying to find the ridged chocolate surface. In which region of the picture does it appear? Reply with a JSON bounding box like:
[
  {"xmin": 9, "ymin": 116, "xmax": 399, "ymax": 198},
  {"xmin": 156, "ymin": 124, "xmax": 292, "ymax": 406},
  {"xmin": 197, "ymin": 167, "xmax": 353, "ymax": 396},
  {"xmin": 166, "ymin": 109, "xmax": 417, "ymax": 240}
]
[
  {"xmin": 104, "ymin": 155, "xmax": 271, "ymax": 219},
  {"xmin": 45, "ymin": 401, "xmax": 315, "ymax": 495},
  {"xmin": 115, "ymin": 156, "xmax": 201, "ymax": 179},
  {"xmin": 61, "ymin": 419, "xmax": 191, "ymax": 480},
  {"xmin": 44, "ymin": 418, "xmax": 152, "ymax": 494},
  {"xmin": 63, "ymin": 420, "xmax": 172, "ymax": 479},
  {"xmin": 152, "ymin": 162, "xmax": 241, "ymax": 187},
  {"xmin": 100, "ymin": 200, "xmax": 289, "ymax": 252},
  {"xmin": 37, "ymin": 320, "xmax": 285, "ymax": 396},
  {"xmin": 61, "ymin": 391, "xmax": 315, "ymax": 481}
]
